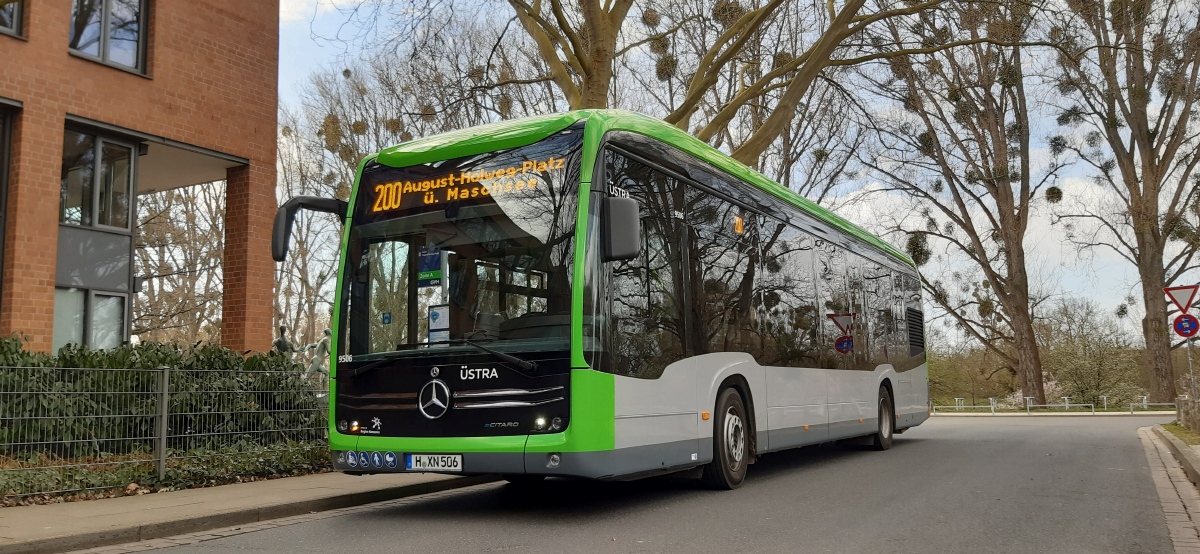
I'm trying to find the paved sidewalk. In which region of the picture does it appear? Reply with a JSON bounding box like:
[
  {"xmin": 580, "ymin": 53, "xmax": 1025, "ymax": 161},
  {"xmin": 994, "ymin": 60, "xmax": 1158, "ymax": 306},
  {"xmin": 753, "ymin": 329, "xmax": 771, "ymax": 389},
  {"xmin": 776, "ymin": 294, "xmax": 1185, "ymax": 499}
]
[
  {"xmin": 0, "ymin": 472, "xmax": 494, "ymax": 554},
  {"xmin": 1140, "ymin": 427, "xmax": 1200, "ymax": 553}
]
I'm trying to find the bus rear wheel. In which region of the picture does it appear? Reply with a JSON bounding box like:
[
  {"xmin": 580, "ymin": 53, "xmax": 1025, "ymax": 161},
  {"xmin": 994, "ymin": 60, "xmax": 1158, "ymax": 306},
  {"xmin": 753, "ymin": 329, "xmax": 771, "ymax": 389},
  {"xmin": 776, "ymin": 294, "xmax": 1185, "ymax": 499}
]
[
  {"xmin": 701, "ymin": 388, "xmax": 749, "ymax": 490},
  {"xmin": 870, "ymin": 385, "xmax": 894, "ymax": 451}
]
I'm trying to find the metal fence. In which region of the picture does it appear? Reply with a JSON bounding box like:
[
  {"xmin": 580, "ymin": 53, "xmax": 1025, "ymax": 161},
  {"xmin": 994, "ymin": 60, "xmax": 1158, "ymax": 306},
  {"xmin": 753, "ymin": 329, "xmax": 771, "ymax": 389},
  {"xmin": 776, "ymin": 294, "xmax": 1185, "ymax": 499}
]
[
  {"xmin": 0, "ymin": 366, "xmax": 328, "ymax": 501},
  {"xmin": 932, "ymin": 398, "xmax": 1180, "ymax": 415}
]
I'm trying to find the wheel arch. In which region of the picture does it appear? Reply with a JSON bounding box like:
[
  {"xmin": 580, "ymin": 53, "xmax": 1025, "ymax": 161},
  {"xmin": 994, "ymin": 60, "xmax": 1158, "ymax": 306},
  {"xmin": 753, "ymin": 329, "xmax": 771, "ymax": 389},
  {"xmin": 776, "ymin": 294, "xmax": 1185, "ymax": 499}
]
[{"xmin": 717, "ymin": 374, "xmax": 758, "ymax": 458}]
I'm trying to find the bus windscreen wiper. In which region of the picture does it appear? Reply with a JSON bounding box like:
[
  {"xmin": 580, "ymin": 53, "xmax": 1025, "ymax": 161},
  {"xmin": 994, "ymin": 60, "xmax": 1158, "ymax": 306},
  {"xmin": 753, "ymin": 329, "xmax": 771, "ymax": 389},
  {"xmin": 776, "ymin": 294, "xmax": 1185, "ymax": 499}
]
[{"xmin": 448, "ymin": 339, "xmax": 538, "ymax": 373}]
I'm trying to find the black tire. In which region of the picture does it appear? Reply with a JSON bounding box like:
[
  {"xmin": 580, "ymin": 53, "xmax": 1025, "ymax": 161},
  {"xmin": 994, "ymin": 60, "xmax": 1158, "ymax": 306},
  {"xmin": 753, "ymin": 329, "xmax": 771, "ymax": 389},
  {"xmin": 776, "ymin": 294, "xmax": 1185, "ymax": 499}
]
[
  {"xmin": 701, "ymin": 388, "xmax": 750, "ymax": 490},
  {"xmin": 503, "ymin": 474, "xmax": 546, "ymax": 485},
  {"xmin": 870, "ymin": 385, "xmax": 894, "ymax": 451}
]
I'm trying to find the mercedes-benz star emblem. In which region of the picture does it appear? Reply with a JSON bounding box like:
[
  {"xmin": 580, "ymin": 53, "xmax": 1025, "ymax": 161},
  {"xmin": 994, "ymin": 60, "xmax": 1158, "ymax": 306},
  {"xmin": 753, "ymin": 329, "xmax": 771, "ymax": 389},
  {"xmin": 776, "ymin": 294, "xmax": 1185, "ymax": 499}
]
[{"xmin": 418, "ymin": 379, "xmax": 451, "ymax": 419}]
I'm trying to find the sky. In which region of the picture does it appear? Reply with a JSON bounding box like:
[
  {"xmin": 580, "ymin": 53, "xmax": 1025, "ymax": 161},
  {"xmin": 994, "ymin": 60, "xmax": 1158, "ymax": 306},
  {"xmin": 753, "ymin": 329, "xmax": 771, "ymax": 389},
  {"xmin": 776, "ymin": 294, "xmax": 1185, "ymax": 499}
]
[
  {"xmin": 274, "ymin": 1, "xmax": 1170, "ymax": 341},
  {"xmin": 278, "ymin": 0, "xmax": 359, "ymax": 107}
]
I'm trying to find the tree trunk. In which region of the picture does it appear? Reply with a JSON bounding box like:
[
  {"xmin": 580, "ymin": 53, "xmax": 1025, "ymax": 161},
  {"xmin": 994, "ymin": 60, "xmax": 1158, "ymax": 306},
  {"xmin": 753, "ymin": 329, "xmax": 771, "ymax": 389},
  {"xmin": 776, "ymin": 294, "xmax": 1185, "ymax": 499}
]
[
  {"xmin": 1138, "ymin": 246, "xmax": 1176, "ymax": 402},
  {"xmin": 1009, "ymin": 308, "xmax": 1045, "ymax": 404}
]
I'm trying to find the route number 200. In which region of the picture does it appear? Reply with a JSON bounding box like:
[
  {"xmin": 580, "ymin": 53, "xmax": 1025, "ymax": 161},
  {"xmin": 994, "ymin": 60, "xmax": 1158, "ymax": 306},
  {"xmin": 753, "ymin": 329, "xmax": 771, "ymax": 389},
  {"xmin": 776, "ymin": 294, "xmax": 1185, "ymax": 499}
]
[{"xmin": 372, "ymin": 183, "xmax": 403, "ymax": 212}]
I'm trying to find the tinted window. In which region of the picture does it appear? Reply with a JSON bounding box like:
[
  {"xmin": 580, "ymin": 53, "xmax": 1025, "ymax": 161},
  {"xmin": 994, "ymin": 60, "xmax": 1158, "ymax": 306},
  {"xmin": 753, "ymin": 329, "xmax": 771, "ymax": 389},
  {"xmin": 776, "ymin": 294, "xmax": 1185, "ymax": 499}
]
[
  {"xmin": 598, "ymin": 149, "xmax": 687, "ymax": 378},
  {"xmin": 890, "ymin": 272, "xmax": 909, "ymax": 365},
  {"xmin": 814, "ymin": 240, "xmax": 851, "ymax": 369},
  {"xmin": 865, "ymin": 262, "xmax": 894, "ymax": 367},
  {"xmin": 343, "ymin": 131, "xmax": 583, "ymax": 357},
  {"xmin": 684, "ymin": 184, "xmax": 761, "ymax": 358},
  {"xmin": 844, "ymin": 254, "xmax": 872, "ymax": 370},
  {"xmin": 756, "ymin": 218, "xmax": 820, "ymax": 367}
]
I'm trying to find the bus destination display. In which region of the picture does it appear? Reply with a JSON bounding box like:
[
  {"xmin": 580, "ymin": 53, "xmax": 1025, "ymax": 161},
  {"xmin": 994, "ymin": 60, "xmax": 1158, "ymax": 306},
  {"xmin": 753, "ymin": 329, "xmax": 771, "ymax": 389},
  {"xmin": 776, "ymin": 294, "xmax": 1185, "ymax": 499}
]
[{"xmin": 371, "ymin": 156, "xmax": 566, "ymax": 213}]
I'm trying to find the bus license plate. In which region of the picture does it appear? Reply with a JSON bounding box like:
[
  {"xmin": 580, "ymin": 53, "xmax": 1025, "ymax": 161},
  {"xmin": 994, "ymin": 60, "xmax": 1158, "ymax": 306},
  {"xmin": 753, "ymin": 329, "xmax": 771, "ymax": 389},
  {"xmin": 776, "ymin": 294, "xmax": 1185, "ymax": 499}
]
[{"xmin": 406, "ymin": 454, "xmax": 462, "ymax": 472}]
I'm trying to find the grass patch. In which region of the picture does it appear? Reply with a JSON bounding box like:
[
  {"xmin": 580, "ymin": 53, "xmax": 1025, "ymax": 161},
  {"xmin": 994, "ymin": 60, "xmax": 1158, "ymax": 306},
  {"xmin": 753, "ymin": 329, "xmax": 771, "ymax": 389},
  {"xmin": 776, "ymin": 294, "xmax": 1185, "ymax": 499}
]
[{"xmin": 1163, "ymin": 422, "xmax": 1200, "ymax": 445}]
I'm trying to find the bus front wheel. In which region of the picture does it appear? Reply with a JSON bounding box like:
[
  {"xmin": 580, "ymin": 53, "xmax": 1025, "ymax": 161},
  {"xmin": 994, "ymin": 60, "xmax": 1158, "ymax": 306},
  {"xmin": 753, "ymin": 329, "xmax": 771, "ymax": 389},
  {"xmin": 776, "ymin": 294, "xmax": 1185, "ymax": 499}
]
[
  {"xmin": 870, "ymin": 385, "xmax": 894, "ymax": 451},
  {"xmin": 701, "ymin": 388, "xmax": 750, "ymax": 490}
]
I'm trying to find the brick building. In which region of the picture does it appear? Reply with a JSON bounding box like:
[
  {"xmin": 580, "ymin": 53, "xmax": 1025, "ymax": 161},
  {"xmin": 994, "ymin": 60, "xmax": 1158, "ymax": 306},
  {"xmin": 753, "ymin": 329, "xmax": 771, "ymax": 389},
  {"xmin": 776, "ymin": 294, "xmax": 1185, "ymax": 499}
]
[{"xmin": 0, "ymin": 0, "xmax": 278, "ymax": 352}]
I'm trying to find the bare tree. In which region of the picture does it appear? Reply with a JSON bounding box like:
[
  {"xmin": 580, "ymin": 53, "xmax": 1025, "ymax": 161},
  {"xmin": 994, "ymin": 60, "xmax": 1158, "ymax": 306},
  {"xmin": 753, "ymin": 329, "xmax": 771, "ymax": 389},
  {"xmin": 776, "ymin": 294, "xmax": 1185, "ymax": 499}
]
[
  {"xmin": 324, "ymin": 0, "xmax": 1009, "ymax": 168},
  {"xmin": 855, "ymin": 1, "xmax": 1066, "ymax": 402},
  {"xmin": 134, "ymin": 183, "xmax": 225, "ymax": 343},
  {"xmin": 1047, "ymin": 0, "xmax": 1200, "ymax": 401},
  {"xmin": 1038, "ymin": 298, "xmax": 1145, "ymax": 406}
]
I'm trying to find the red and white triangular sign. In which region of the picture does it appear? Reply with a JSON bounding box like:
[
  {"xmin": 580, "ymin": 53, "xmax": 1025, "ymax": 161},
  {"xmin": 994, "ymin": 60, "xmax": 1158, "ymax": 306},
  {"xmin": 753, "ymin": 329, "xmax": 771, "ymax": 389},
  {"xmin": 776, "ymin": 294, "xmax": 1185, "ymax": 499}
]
[
  {"xmin": 827, "ymin": 313, "xmax": 855, "ymax": 334},
  {"xmin": 1166, "ymin": 285, "xmax": 1199, "ymax": 314}
]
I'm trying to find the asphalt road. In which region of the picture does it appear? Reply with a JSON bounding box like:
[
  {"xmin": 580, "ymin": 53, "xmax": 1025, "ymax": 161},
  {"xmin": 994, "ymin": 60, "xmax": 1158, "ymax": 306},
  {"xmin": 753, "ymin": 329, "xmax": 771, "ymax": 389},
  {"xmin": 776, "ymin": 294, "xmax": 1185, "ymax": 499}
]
[{"xmin": 155, "ymin": 416, "xmax": 1173, "ymax": 554}]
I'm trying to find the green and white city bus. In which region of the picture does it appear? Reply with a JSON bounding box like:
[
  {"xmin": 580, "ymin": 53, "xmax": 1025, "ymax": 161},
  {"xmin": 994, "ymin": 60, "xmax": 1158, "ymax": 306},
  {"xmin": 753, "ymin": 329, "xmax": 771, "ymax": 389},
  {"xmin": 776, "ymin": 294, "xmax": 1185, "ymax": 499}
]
[{"xmin": 273, "ymin": 110, "xmax": 928, "ymax": 489}]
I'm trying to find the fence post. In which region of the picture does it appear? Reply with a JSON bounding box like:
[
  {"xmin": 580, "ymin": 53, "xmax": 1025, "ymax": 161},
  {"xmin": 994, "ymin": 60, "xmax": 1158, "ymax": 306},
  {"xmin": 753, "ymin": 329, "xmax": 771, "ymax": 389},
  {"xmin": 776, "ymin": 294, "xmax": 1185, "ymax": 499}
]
[{"xmin": 156, "ymin": 366, "xmax": 170, "ymax": 481}]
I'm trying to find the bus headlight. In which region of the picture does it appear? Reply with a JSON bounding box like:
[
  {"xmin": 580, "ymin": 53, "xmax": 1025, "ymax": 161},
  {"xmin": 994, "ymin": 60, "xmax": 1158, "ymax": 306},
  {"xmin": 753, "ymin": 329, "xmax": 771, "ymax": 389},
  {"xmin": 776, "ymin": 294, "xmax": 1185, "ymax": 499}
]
[
  {"xmin": 550, "ymin": 417, "xmax": 563, "ymax": 431},
  {"xmin": 547, "ymin": 453, "xmax": 561, "ymax": 468},
  {"xmin": 534, "ymin": 417, "xmax": 546, "ymax": 430},
  {"xmin": 349, "ymin": 420, "xmax": 360, "ymax": 433},
  {"xmin": 338, "ymin": 420, "xmax": 349, "ymax": 433}
]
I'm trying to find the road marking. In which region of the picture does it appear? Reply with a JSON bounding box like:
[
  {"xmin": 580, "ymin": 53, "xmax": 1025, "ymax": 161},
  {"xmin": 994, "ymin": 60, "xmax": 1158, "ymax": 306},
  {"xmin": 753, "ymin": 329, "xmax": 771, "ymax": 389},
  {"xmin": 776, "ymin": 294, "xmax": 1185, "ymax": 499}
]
[
  {"xmin": 1139, "ymin": 427, "xmax": 1200, "ymax": 553},
  {"xmin": 63, "ymin": 483, "xmax": 503, "ymax": 553}
]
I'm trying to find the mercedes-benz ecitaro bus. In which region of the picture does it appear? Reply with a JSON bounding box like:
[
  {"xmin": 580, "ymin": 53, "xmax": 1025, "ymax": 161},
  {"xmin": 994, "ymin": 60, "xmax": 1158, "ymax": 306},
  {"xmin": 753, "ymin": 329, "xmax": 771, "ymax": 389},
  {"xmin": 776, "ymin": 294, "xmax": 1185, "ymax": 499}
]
[{"xmin": 272, "ymin": 109, "xmax": 928, "ymax": 489}]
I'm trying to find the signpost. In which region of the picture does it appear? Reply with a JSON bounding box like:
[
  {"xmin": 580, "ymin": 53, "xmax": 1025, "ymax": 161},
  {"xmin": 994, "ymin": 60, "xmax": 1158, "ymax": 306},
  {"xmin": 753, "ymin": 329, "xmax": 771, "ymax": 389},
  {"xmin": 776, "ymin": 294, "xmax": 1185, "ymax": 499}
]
[
  {"xmin": 1175, "ymin": 314, "xmax": 1199, "ymax": 337},
  {"xmin": 1167, "ymin": 285, "xmax": 1200, "ymax": 398}
]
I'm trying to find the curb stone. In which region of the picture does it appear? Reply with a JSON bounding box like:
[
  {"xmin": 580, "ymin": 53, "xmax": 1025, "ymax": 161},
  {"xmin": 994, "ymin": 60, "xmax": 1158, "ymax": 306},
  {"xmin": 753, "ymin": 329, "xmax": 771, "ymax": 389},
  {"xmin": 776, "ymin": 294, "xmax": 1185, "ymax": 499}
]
[
  {"xmin": 0, "ymin": 475, "xmax": 497, "ymax": 554},
  {"xmin": 1153, "ymin": 424, "xmax": 1200, "ymax": 489}
]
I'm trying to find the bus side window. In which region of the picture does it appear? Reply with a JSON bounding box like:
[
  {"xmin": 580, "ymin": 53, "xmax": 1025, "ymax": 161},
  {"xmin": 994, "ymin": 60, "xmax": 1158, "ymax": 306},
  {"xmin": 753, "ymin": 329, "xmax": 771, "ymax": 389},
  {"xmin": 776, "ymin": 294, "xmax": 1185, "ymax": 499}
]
[
  {"xmin": 601, "ymin": 149, "xmax": 687, "ymax": 379},
  {"xmin": 866, "ymin": 263, "xmax": 893, "ymax": 368},
  {"xmin": 814, "ymin": 241, "xmax": 850, "ymax": 370},
  {"xmin": 683, "ymin": 184, "xmax": 761, "ymax": 359},
  {"xmin": 845, "ymin": 254, "xmax": 872, "ymax": 371},
  {"xmin": 756, "ymin": 219, "xmax": 819, "ymax": 368}
]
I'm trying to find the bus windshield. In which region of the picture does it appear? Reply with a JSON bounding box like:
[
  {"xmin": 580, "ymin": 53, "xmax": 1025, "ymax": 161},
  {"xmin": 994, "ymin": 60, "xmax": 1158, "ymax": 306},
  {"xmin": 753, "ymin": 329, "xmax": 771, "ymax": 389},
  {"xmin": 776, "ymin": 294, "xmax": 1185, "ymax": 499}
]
[{"xmin": 340, "ymin": 128, "xmax": 583, "ymax": 360}]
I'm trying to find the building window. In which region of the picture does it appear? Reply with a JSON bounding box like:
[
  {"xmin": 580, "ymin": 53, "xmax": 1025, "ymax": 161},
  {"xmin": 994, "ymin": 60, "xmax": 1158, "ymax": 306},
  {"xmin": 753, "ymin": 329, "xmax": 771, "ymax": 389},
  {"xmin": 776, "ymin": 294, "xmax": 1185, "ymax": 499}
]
[
  {"xmin": 60, "ymin": 129, "xmax": 134, "ymax": 230},
  {"xmin": 53, "ymin": 288, "xmax": 86, "ymax": 350},
  {"xmin": 69, "ymin": 0, "xmax": 147, "ymax": 71},
  {"xmin": 53, "ymin": 288, "xmax": 128, "ymax": 351},
  {"xmin": 91, "ymin": 294, "xmax": 126, "ymax": 349},
  {"xmin": 0, "ymin": 0, "xmax": 21, "ymax": 37}
]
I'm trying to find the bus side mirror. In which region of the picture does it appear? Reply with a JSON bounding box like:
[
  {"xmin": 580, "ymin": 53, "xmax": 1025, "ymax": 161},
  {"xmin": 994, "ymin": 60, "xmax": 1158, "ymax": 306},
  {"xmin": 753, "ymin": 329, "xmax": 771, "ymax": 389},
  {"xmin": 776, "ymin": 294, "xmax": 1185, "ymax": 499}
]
[
  {"xmin": 602, "ymin": 196, "xmax": 641, "ymax": 262},
  {"xmin": 273, "ymin": 196, "xmax": 348, "ymax": 262}
]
